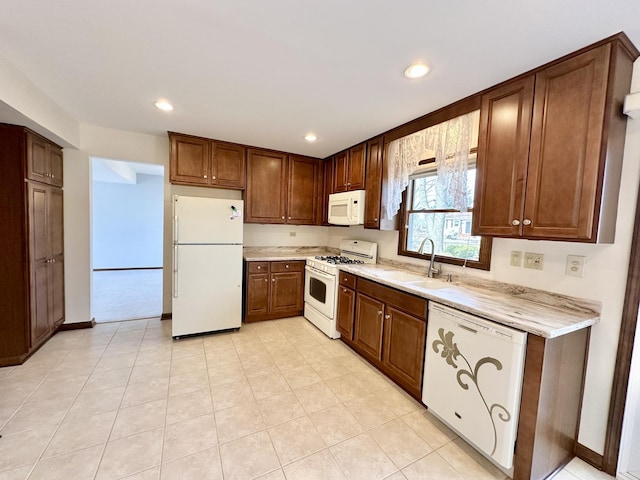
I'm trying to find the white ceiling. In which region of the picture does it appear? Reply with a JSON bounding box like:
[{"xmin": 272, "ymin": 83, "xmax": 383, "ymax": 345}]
[{"xmin": 1, "ymin": 0, "xmax": 639, "ymax": 158}]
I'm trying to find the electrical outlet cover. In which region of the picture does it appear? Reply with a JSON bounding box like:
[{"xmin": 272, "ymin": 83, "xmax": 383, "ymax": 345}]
[
  {"xmin": 566, "ymin": 255, "xmax": 586, "ymax": 277},
  {"xmin": 510, "ymin": 251, "xmax": 522, "ymax": 267},
  {"xmin": 524, "ymin": 252, "xmax": 544, "ymax": 270}
]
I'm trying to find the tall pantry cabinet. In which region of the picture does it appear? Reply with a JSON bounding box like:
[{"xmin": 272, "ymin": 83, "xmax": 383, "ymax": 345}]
[{"xmin": 0, "ymin": 124, "xmax": 65, "ymax": 367}]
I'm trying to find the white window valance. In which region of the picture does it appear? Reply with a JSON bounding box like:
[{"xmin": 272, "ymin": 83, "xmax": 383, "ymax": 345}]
[{"xmin": 384, "ymin": 110, "xmax": 479, "ymax": 219}]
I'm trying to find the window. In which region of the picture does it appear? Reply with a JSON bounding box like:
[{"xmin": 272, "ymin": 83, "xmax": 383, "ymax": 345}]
[{"xmin": 398, "ymin": 159, "xmax": 492, "ymax": 270}]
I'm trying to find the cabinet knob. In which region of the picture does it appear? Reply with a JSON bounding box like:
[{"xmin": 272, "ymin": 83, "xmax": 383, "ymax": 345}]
[
  {"xmin": 282, "ymin": 216, "xmax": 285, "ymax": 219},
  {"xmin": 212, "ymin": 175, "xmax": 216, "ymax": 180},
  {"xmin": 51, "ymin": 174, "xmax": 55, "ymax": 178},
  {"xmin": 343, "ymin": 288, "xmax": 347, "ymax": 292},
  {"xmin": 272, "ymin": 278, "xmax": 275, "ymax": 282},
  {"xmin": 374, "ymin": 218, "xmax": 378, "ymax": 221},
  {"xmin": 511, "ymin": 219, "xmax": 520, "ymax": 226},
  {"xmin": 288, "ymin": 216, "xmax": 291, "ymax": 219},
  {"xmin": 264, "ymin": 278, "xmax": 268, "ymax": 282},
  {"xmin": 385, "ymin": 314, "xmax": 391, "ymax": 320},
  {"xmin": 257, "ymin": 266, "xmax": 261, "ymax": 269},
  {"xmin": 523, "ymin": 219, "xmax": 532, "ymax": 226},
  {"xmin": 285, "ymin": 264, "xmax": 289, "ymax": 268},
  {"xmin": 378, "ymin": 310, "xmax": 383, "ymax": 315},
  {"xmin": 204, "ymin": 175, "xmax": 207, "ymax": 178}
]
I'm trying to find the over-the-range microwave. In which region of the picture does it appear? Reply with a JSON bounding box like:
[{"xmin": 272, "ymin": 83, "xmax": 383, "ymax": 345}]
[{"xmin": 328, "ymin": 190, "xmax": 365, "ymax": 225}]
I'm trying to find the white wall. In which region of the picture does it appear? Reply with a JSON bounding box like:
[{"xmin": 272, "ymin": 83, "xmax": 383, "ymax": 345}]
[
  {"xmin": 0, "ymin": 53, "xmax": 79, "ymax": 147},
  {"xmin": 92, "ymin": 174, "xmax": 164, "ymax": 269},
  {"xmin": 244, "ymin": 224, "xmax": 329, "ymax": 247}
]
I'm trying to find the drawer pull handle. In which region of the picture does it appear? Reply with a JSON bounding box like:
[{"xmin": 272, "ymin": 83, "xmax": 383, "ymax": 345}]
[
  {"xmin": 512, "ymin": 219, "xmax": 520, "ymax": 226},
  {"xmin": 523, "ymin": 219, "xmax": 532, "ymax": 226},
  {"xmin": 384, "ymin": 314, "xmax": 390, "ymax": 320}
]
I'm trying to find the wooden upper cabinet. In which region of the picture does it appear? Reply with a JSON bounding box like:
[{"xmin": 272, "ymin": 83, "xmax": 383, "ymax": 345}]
[
  {"xmin": 48, "ymin": 146, "xmax": 63, "ymax": 188},
  {"xmin": 332, "ymin": 143, "xmax": 367, "ymax": 193},
  {"xmin": 245, "ymin": 149, "xmax": 288, "ymax": 223},
  {"xmin": 332, "ymin": 151, "xmax": 349, "ymax": 192},
  {"xmin": 26, "ymin": 132, "xmax": 63, "ymax": 187},
  {"xmin": 169, "ymin": 133, "xmax": 210, "ymax": 185},
  {"xmin": 364, "ymin": 136, "xmax": 384, "ymax": 229},
  {"xmin": 287, "ymin": 155, "xmax": 320, "ymax": 225},
  {"xmin": 211, "ymin": 141, "xmax": 246, "ymax": 189},
  {"xmin": 169, "ymin": 133, "xmax": 247, "ymax": 189},
  {"xmin": 473, "ymin": 37, "xmax": 637, "ymax": 243},
  {"xmin": 347, "ymin": 143, "xmax": 366, "ymax": 190},
  {"xmin": 473, "ymin": 77, "xmax": 534, "ymax": 237},
  {"xmin": 524, "ymin": 45, "xmax": 609, "ymax": 240}
]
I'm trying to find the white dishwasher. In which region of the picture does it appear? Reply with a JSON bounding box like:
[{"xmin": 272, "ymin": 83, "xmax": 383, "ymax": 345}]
[{"xmin": 422, "ymin": 302, "xmax": 527, "ymax": 470}]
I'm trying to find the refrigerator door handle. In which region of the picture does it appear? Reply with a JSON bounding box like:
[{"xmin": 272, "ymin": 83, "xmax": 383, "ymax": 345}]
[
  {"xmin": 173, "ymin": 245, "xmax": 179, "ymax": 298},
  {"xmin": 173, "ymin": 217, "xmax": 179, "ymax": 244}
]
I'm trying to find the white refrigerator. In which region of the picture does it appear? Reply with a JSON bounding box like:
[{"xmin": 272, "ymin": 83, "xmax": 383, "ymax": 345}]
[{"xmin": 172, "ymin": 195, "xmax": 243, "ymax": 338}]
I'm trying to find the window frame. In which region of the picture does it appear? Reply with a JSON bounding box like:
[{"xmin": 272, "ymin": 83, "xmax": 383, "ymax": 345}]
[{"xmin": 397, "ymin": 159, "xmax": 492, "ymax": 271}]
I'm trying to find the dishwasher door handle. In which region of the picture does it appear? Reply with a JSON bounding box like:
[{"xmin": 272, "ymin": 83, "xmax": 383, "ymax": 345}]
[{"xmin": 458, "ymin": 323, "xmax": 478, "ymax": 334}]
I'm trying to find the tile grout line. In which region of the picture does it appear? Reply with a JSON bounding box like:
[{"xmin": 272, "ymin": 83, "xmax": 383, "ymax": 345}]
[{"xmin": 91, "ymin": 322, "xmax": 145, "ymax": 480}]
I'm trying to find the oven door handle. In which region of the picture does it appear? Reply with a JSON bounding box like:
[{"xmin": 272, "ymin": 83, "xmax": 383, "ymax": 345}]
[{"xmin": 305, "ymin": 265, "xmax": 335, "ymax": 280}]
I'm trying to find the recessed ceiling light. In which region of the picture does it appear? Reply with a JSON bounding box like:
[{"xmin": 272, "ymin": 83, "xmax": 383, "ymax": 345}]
[
  {"xmin": 304, "ymin": 133, "xmax": 318, "ymax": 142},
  {"xmin": 154, "ymin": 100, "xmax": 174, "ymax": 112},
  {"xmin": 403, "ymin": 63, "xmax": 430, "ymax": 79}
]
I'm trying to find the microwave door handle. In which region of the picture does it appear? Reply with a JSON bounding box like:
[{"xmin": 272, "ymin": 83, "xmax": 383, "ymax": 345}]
[{"xmin": 347, "ymin": 199, "xmax": 352, "ymax": 222}]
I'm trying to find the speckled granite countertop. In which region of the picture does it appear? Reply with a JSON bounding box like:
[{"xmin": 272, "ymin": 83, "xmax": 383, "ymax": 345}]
[{"xmin": 338, "ymin": 263, "xmax": 600, "ymax": 338}]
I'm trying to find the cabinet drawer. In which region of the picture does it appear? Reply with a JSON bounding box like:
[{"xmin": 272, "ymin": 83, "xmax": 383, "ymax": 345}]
[
  {"xmin": 339, "ymin": 271, "xmax": 357, "ymax": 289},
  {"xmin": 247, "ymin": 262, "xmax": 269, "ymax": 273},
  {"xmin": 271, "ymin": 261, "xmax": 304, "ymax": 273},
  {"xmin": 358, "ymin": 278, "xmax": 427, "ymax": 319}
]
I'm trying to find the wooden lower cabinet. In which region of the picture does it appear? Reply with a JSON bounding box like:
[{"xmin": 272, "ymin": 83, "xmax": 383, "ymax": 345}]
[
  {"xmin": 244, "ymin": 260, "xmax": 304, "ymax": 322},
  {"xmin": 354, "ymin": 293, "xmax": 385, "ymax": 362},
  {"xmin": 336, "ymin": 286, "xmax": 356, "ymax": 340},
  {"xmin": 383, "ymin": 306, "xmax": 427, "ymax": 394},
  {"xmin": 339, "ymin": 275, "xmax": 428, "ymax": 398}
]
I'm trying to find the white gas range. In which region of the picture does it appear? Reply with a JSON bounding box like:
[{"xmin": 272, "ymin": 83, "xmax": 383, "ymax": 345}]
[{"xmin": 304, "ymin": 239, "xmax": 378, "ymax": 338}]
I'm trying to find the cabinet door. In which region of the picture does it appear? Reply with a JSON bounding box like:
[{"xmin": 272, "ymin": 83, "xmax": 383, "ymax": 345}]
[
  {"xmin": 321, "ymin": 159, "xmax": 333, "ymax": 225},
  {"xmin": 473, "ymin": 76, "xmax": 534, "ymax": 237},
  {"xmin": 270, "ymin": 271, "xmax": 304, "ymax": 314},
  {"xmin": 364, "ymin": 136, "xmax": 383, "ymax": 229},
  {"xmin": 169, "ymin": 133, "xmax": 210, "ymax": 185},
  {"xmin": 288, "ymin": 155, "xmax": 320, "ymax": 225},
  {"xmin": 211, "ymin": 141, "xmax": 245, "ymax": 189},
  {"xmin": 27, "ymin": 133, "xmax": 49, "ymax": 184},
  {"xmin": 246, "ymin": 273, "xmax": 269, "ymax": 316},
  {"xmin": 347, "ymin": 143, "xmax": 366, "ymax": 190},
  {"xmin": 49, "ymin": 187, "xmax": 65, "ymax": 327},
  {"xmin": 354, "ymin": 293, "xmax": 385, "ymax": 362},
  {"xmin": 332, "ymin": 151, "xmax": 349, "ymax": 193},
  {"xmin": 245, "ymin": 149, "xmax": 288, "ymax": 223},
  {"xmin": 524, "ymin": 45, "xmax": 610, "ymax": 240},
  {"xmin": 49, "ymin": 146, "xmax": 64, "ymax": 188},
  {"xmin": 336, "ymin": 286, "xmax": 356, "ymax": 340},
  {"xmin": 382, "ymin": 306, "xmax": 426, "ymax": 396},
  {"xmin": 28, "ymin": 183, "xmax": 51, "ymax": 346}
]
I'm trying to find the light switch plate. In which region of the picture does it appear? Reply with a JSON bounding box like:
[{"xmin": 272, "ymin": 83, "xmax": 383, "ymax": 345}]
[
  {"xmin": 510, "ymin": 251, "xmax": 522, "ymax": 267},
  {"xmin": 566, "ymin": 255, "xmax": 586, "ymax": 277},
  {"xmin": 524, "ymin": 252, "xmax": 544, "ymax": 270}
]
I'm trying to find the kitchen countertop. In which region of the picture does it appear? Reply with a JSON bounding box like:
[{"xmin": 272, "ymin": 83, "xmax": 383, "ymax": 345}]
[
  {"xmin": 242, "ymin": 247, "xmax": 600, "ymax": 338},
  {"xmin": 337, "ymin": 263, "xmax": 601, "ymax": 339},
  {"xmin": 243, "ymin": 247, "xmax": 334, "ymax": 262}
]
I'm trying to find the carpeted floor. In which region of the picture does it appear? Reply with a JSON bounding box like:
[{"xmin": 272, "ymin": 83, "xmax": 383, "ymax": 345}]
[{"xmin": 92, "ymin": 269, "xmax": 163, "ymax": 323}]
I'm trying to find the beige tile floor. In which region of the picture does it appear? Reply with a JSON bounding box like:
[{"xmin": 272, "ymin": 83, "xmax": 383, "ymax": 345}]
[{"xmin": 0, "ymin": 316, "xmax": 615, "ymax": 480}]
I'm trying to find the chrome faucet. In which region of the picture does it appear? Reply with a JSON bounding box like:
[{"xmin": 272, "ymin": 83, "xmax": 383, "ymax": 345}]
[{"xmin": 417, "ymin": 237, "xmax": 439, "ymax": 278}]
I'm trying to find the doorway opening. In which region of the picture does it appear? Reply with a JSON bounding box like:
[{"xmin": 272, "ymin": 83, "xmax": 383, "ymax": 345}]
[{"xmin": 91, "ymin": 157, "xmax": 164, "ymax": 323}]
